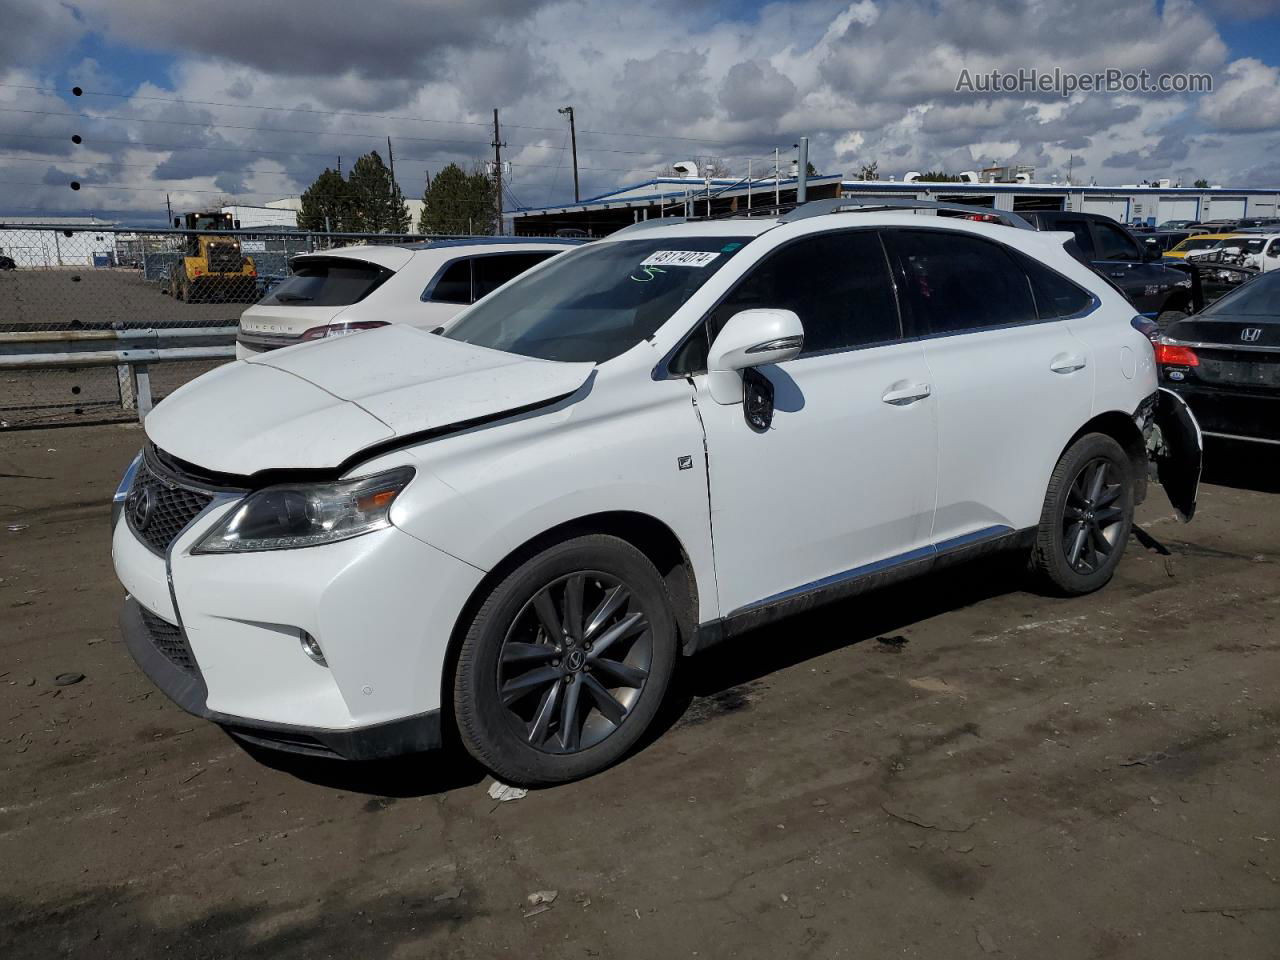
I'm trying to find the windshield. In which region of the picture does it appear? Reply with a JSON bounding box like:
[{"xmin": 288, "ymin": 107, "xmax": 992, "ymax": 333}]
[
  {"xmin": 1202, "ymin": 271, "xmax": 1280, "ymax": 318},
  {"xmin": 444, "ymin": 236, "xmax": 752, "ymax": 362},
  {"xmin": 1175, "ymin": 236, "xmax": 1228, "ymax": 253}
]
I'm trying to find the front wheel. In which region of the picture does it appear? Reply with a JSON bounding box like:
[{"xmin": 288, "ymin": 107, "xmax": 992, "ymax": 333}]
[
  {"xmin": 453, "ymin": 534, "xmax": 677, "ymax": 786},
  {"xmin": 1029, "ymin": 433, "xmax": 1135, "ymax": 595}
]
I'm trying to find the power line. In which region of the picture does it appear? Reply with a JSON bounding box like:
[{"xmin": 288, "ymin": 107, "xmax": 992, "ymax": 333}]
[{"xmin": 0, "ymin": 82, "xmax": 777, "ymax": 147}]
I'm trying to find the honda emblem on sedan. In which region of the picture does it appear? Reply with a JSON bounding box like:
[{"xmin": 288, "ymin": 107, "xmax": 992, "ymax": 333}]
[{"xmin": 1241, "ymin": 327, "xmax": 1263, "ymax": 342}]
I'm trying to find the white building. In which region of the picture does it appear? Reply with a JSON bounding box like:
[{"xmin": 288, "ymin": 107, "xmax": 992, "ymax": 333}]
[
  {"xmin": 837, "ymin": 179, "xmax": 1280, "ymax": 226},
  {"xmin": 0, "ymin": 216, "xmax": 117, "ymax": 268}
]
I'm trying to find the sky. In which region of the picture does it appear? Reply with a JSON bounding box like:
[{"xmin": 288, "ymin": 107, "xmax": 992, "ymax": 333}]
[{"xmin": 3, "ymin": 0, "xmax": 1280, "ymax": 225}]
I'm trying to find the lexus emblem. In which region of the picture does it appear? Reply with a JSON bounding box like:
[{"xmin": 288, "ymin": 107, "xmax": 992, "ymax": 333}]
[
  {"xmin": 131, "ymin": 485, "xmax": 156, "ymax": 531},
  {"xmin": 1241, "ymin": 327, "xmax": 1263, "ymax": 343}
]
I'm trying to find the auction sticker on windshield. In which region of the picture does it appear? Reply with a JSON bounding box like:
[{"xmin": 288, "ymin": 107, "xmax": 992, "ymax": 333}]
[{"xmin": 640, "ymin": 250, "xmax": 720, "ymax": 268}]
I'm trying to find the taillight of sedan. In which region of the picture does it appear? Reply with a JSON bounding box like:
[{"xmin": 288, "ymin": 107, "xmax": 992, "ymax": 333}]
[{"xmin": 300, "ymin": 321, "xmax": 390, "ymax": 342}]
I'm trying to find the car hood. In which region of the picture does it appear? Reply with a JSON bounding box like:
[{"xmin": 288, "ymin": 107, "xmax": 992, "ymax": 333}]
[{"xmin": 145, "ymin": 325, "xmax": 595, "ymax": 475}]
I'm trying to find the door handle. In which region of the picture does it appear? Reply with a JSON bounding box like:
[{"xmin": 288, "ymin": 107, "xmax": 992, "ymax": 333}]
[
  {"xmin": 1050, "ymin": 354, "xmax": 1088, "ymax": 374},
  {"xmin": 881, "ymin": 382, "xmax": 932, "ymax": 406}
]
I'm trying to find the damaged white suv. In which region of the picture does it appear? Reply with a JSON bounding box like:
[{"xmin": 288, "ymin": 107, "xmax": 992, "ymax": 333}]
[{"xmin": 111, "ymin": 202, "xmax": 1202, "ymax": 785}]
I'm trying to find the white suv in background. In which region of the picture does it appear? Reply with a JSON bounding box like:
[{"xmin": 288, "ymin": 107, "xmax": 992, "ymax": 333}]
[
  {"xmin": 113, "ymin": 202, "xmax": 1202, "ymax": 786},
  {"xmin": 234, "ymin": 237, "xmax": 581, "ymax": 357}
]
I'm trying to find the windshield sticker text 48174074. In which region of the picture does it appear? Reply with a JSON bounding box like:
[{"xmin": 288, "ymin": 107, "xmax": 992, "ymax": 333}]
[{"xmin": 640, "ymin": 250, "xmax": 721, "ymax": 268}]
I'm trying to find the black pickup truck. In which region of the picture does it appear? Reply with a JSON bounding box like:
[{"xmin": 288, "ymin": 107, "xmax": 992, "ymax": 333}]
[{"xmin": 1020, "ymin": 211, "xmax": 1201, "ymax": 325}]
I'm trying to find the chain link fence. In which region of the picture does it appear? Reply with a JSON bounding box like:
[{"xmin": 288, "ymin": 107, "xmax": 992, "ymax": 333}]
[{"xmin": 0, "ymin": 223, "xmax": 516, "ymax": 429}]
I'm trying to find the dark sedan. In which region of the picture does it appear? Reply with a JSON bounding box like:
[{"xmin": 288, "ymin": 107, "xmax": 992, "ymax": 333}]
[{"xmin": 1157, "ymin": 271, "xmax": 1280, "ymax": 446}]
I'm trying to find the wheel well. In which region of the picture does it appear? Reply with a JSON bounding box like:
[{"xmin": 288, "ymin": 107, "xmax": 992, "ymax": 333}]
[
  {"xmin": 1065, "ymin": 411, "xmax": 1148, "ymax": 504},
  {"xmin": 438, "ymin": 512, "xmax": 700, "ymax": 731}
]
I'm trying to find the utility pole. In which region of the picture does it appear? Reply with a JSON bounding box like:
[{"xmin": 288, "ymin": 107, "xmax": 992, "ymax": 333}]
[
  {"xmin": 492, "ymin": 108, "xmax": 505, "ymax": 235},
  {"xmin": 386, "ymin": 136, "xmax": 395, "ymax": 184},
  {"xmin": 165, "ymin": 193, "xmax": 172, "ymax": 225},
  {"xmin": 797, "ymin": 136, "xmax": 809, "ymax": 204},
  {"xmin": 774, "ymin": 148, "xmax": 780, "ymax": 208},
  {"xmin": 337, "ymin": 155, "xmax": 342, "ymax": 175},
  {"xmin": 558, "ymin": 106, "xmax": 579, "ymax": 202}
]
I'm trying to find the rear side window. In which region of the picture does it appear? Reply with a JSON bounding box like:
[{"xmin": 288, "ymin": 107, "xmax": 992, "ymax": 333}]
[
  {"xmin": 424, "ymin": 252, "xmax": 558, "ymax": 305},
  {"xmin": 1015, "ymin": 253, "xmax": 1096, "ymax": 319},
  {"xmin": 429, "ymin": 259, "xmax": 472, "ymax": 304},
  {"xmin": 887, "ymin": 229, "xmax": 1037, "ymax": 336},
  {"xmin": 1057, "ymin": 219, "xmax": 1095, "ymax": 259},
  {"xmin": 474, "ymin": 253, "xmax": 557, "ymax": 299},
  {"xmin": 1094, "ymin": 223, "xmax": 1140, "ymax": 261},
  {"xmin": 709, "ymin": 230, "xmax": 901, "ymax": 356},
  {"xmin": 259, "ymin": 258, "xmax": 392, "ymax": 307}
]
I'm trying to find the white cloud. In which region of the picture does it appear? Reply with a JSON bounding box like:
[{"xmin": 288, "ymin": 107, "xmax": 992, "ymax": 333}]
[{"xmin": 3, "ymin": 0, "xmax": 1280, "ymax": 219}]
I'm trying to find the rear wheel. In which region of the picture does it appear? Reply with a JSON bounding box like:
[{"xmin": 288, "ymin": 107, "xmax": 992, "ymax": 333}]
[
  {"xmin": 1029, "ymin": 433, "xmax": 1135, "ymax": 595},
  {"xmin": 453, "ymin": 535, "xmax": 677, "ymax": 785}
]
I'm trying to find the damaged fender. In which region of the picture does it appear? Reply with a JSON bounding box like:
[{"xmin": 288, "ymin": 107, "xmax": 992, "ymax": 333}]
[{"xmin": 1135, "ymin": 387, "xmax": 1203, "ymax": 522}]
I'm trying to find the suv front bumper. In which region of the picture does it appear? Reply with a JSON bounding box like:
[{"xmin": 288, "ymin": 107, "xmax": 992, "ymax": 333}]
[{"xmin": 118, "ymin": 595, "xmax": 442, "ymax": 760}]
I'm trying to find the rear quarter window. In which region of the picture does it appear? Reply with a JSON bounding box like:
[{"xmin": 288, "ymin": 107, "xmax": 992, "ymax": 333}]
[{"xmin": 1014, "ymin": 252, "xmax": 1096, "ymax": 319}]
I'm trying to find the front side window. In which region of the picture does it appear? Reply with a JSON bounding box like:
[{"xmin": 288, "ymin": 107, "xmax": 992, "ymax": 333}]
[
  {"xmin": 887, "ymin": 229, "xmax": 1037, "ymax": 336},
  {"xmin": 444, "ymin": 236, "xmax": 752, "ymax": 363},
  {"xmin": 707, "ymin": 230, "xmax": 901, "ymax": 357},
  {"xmin": 258, "ymin": 258, "xmax": 392, "ymax": 307}
]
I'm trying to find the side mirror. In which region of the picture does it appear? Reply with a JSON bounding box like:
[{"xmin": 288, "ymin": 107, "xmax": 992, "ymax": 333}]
[
  {"xmin": 706, "ymin": 308, "xmax": 804, "ymax": 404},
  {"xmin": 1142, "ymin": 241, "xmax": 1162, "ymax": 261}
]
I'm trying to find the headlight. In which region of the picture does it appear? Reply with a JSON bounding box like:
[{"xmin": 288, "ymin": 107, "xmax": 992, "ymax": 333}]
[{"xmin": 192, "ymin": 466, "xmax": 414, "ymax": 554}]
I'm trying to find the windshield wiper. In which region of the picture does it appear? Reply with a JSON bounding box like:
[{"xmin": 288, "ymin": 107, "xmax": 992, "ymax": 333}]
[{"xmin": 273, "ymin": 293, "xmax": 314, "ymax": 303}]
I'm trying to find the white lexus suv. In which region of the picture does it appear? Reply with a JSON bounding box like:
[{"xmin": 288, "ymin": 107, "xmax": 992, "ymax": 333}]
[
  {"xmin": 235, "ymin": 237, "xmax": 580, "ymax": 358},
  {"xmin": 112, "ymin": 202, "xmax": 1202, "ymax": 785}
]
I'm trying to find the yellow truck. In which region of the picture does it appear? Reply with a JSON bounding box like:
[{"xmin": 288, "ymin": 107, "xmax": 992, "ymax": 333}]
[{"xmin": 165, "ymin": 211, "xmax": 258, "ymax": 303}]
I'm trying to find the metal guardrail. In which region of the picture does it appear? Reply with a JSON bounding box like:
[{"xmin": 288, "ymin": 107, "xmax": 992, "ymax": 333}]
[{"xmin": 0, "ymin": 326, "xmax": 236, "ymax": 424}]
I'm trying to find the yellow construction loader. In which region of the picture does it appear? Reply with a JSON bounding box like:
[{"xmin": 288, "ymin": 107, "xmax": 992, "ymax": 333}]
[{"xmin": 165, "ymin": 211, "xmax": 257, "ymax": 304}]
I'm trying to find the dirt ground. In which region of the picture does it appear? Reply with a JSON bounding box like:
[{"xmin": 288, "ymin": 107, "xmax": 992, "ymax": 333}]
[
  {"xmin": 0, "ymin": 269, "xmax": 247, "ymax": 331},
  {"xmin": 1, "ymin": 425, "xmax": 1278, "ymax": 960}
]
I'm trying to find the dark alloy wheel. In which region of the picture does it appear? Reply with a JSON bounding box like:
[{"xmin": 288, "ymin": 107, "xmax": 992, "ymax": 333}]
[
  {"xmin": 1030, "ymin": 432, "xmax": 1135, "ymax": 595},
  {"xmin": 453, "ymin": 534, "xmax": 677, "ymax": 785},
  {"xmin": 1060, "ymin": 457, "xmax": 1126, "ymax": 575},
  {"xmin": 497, "ymin": 572, "xmax": 653, "ymax": 754}
]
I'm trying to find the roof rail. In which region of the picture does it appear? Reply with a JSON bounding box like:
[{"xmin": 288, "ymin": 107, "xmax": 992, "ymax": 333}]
[
  {"xmin": 609, "ymin": 216, "xmax": 688, "ymax": 237},
  {"xmin": 779, "ymin": 197, "xmax": 1035, "ymax": 231}
]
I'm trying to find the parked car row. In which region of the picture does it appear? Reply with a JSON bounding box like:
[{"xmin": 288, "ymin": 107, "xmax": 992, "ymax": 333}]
[
  {"xmin": 114, "ymin": 199, "xmax": 1204, "ymax": 785},
  {"xmin": 235, "ymin": 237, "xmax": 582, "ymax": 358}
]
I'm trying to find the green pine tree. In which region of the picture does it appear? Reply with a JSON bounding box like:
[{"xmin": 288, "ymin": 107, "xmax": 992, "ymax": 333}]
[
  {"xmin": 346, "ymin": 151, "xmax": 410, "ymax": 233},
  {"xmin": 418, "ymin": 163, "xmax": 497, "ymax": 235},
  {"xmin": 297, "ymin": 167, "xmax": 351, "ymax": 232}
]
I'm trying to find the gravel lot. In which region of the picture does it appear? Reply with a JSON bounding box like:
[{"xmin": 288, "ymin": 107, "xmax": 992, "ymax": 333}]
[
  {"xmin": 0, "ymin": 269, "xmax": 246, "ymax": 331},
  {"xmin": 1, "ymin": 425, "xmax": 1278, "ymax": 959}
]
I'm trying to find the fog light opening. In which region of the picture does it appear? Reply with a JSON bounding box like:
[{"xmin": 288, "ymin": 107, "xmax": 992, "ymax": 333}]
[{"xmin": 300, "ymin": 631, "xmax": 327, "ymax": 667}]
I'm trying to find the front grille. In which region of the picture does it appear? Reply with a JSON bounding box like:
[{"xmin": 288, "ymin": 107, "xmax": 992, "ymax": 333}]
[
  {"xmin": 125, "ymin": 455, "xmax": 215, "ymax": 554},
  {"xmin": 206, "ymin": 244, "xmax": 244, "ymax": 273},
  {"xmin": 139, "ymin": 607, "xmax": 199, "ymax": 676}
]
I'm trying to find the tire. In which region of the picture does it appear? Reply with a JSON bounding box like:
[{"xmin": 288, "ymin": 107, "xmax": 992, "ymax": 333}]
[
  {"xmin": 453, "ymin": 534, "xmax": 678, "ymax": 786},
  {"xmin": 1029, "ymin": 433, "xmax": 1135, "ymax": 596}
]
